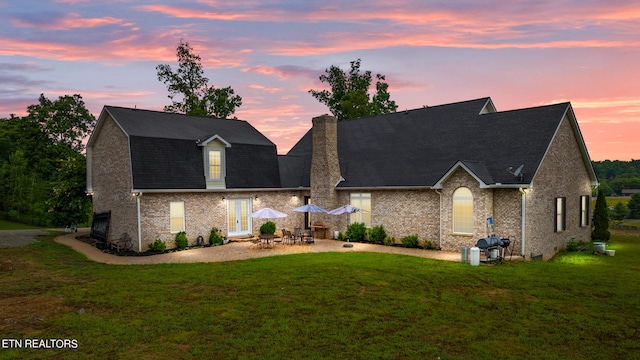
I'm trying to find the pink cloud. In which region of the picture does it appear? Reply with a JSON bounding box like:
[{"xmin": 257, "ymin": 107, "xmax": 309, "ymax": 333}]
[
  {"xmin": 11, "ymin": 13, "xmax": 123, "ymax": 30},
  {"xmin": 248, "ymin": 84, "xmax": 282, "ymax": 93}
]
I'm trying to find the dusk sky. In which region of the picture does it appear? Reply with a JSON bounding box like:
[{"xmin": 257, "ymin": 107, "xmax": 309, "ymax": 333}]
[{"xmin": 1, "ymin": 0, "xmax": 638, "ymax": 160}]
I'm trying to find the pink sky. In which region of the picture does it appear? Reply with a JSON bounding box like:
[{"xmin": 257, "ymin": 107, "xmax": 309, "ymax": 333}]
[{"xmin": 1, "ymin": 1, "xmax": 638, "ymax": 160}]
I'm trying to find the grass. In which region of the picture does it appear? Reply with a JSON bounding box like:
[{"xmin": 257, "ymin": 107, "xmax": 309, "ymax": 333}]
[
  {"xmin": 0, "ymin": 220, "xmax": 43, "ymax": 230},
  {"xmin": 1, "ymin": 231, "xmax": 639, "ymax": 359}
]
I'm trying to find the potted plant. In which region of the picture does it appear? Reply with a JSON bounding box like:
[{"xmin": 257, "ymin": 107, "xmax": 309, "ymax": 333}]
[{"xmin": 260, "ymin": 221, "xmax": 276, "ymax": 235}]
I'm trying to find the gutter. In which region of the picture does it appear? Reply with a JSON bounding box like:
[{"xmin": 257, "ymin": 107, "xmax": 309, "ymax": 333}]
[
  {"xmin": 136, "ymin": 192, "xmax": 142, "ymax": 252},
  {"xmin": 435, "ymin": 189, "xmax": 442, "ymax": 249},
  {"xmin": 519, "ymin": 187, "xmax": 526, "ymax": 258}
]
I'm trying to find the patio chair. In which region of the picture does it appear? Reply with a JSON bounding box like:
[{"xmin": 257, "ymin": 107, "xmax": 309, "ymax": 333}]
[
  {"xmin": 284, "ymin": 230, "xmax": 296, "ymax": 245},
  {"xmin": 293, "ymin": 228, "xmax": 303, "ymax": 245}
]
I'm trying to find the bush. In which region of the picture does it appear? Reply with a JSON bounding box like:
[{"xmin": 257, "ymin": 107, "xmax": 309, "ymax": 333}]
[
  {"xmin": 367, "ymin": 225, "xmax": 387, "ymax": 244},
  {"xmin": 209, "ymin": 227, "xmax": 224, "ymax": 246},
  {"xmin": 420, "ymin": 239, "xmax": 435, "ymax": 250},
  {"xmin": 345, "ymin": 222, "xmax": 367, "ymax": 242},
  {"xmin": 175, "ymin": 231, "xmax": 188, "ymax": 249},
  {"xmin": 148, "ymin": 239, "xmax": 166, "ymax": 252},
  {"xmin": 383, "ymin": 236, "xmax": 395, "ymax": 246},
  {"xmin": 259, "ymin": 221, "xmax": 276, "ymax": 235},
  {"xmin": 401, "ymin": 235, "xmax": 419, "ymax": 248},
  {"xmin": 565, "ymin": 238, "xmax": 585, "ymax": 252}
]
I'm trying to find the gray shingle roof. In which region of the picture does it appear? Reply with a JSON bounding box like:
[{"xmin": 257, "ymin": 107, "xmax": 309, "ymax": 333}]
[
  {"xmin": 283, "ymin": 97, "xmax": 575, "ymax": 188},
  {"xmin": 103, "ymin": 106, "xmax": 280, "ymax": 190}
]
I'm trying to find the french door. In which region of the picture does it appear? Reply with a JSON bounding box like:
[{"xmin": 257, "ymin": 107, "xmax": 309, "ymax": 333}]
[{"xmin": 228, "ymin": 199, "xmax": 251, "ymax": 236}]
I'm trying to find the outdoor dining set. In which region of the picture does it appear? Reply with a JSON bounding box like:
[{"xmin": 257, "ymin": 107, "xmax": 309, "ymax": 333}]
[{"xmin": 249, "ymin": 204, "xmax": 361, "ymax": 249}]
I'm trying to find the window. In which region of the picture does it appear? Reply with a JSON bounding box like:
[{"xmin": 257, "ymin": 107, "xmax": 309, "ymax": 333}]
[
  {"xmin": 208, "ymin": 150, "xmax": 222, "ymax": 180},
  {"xmin": 580, "ymin": 195, "xmax": 590, "ymax": 227},
  {"xmin": 453, "ymin": 187, "xmax": 474, "ymax": 234},
  {"xmin": 170, "ymin": 201, "xmax": 185, "ymax": 233},
  {"xmin": 350, "ymin": 193, "xmax": 371, "ymax": 227},
  {"xmin": 555, "ymin": 197, "xmax": 566, "ymax": 232}
]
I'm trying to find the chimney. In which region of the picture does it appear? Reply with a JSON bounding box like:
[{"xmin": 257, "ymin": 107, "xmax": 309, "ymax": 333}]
[{"xmin": 310, "ymin": 114, "xmax": 341, "ymax": 237}]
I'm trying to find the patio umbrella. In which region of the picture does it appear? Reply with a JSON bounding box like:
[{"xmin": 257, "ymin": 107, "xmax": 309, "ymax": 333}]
[
  {"xmin": 292, "ymin": 204, "xmax": 328, "ymax": 213},
  {"xmin": 249, "ymin": 208, "xmax": 287, "ymax": 218},
  {"xmin": 327, "ymin": 204, "xmax": 360, "ymax": 215}
]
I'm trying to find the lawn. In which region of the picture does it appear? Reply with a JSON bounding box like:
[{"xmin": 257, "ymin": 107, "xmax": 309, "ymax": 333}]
[
  {"xmin": 0, "ymin": 231, "xmax": 639, "ymax": 359},
  {"xmin": 0, "ymin": 220, "xmax": 43, "ymax": 231}
]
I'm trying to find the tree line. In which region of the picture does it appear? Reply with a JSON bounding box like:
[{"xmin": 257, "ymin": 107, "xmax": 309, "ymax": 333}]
[
  {"xmin": 592, "ymin": 160, "xmax": 640, "ymax": 196},
  {"xmin": 0, "ymin": 94, "xmax": 95, "ymax": 226}
]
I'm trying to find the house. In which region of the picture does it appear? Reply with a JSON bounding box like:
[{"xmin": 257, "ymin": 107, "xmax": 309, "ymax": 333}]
[{"xmin": 87, "ymin": 97, "xmax": 598, "ymax": 259}]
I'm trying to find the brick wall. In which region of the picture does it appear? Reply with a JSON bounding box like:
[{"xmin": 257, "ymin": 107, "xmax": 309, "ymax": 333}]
[
  {"xmin": 310, "ymin": 114, "xmax": 342, "ymax": 236},
  {"xmin": 89, "ymin": 115, "xmax": 138, "ymax": 242},
  {"xmin": 525, "ymin": 115, "xmax": 592, "ymax": 259},
  {"xmin": 138, "ymin": 190, "xmax": 309, "ymax": 250}
]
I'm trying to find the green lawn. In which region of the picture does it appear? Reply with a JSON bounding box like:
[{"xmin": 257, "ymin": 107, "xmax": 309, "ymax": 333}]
[
  {"xmin": 0, "ymin": 219, "xmax": 43, "ymax": 230},
  {"xmin": 0, "ymin": 231, "xmax": 639, "ymax": 359}
]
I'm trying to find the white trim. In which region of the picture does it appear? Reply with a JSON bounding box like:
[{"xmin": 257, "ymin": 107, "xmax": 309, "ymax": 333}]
[
  {"xmin": 432, "ymin": 161, "xmax": 490, "ymax": 189},
  {"xmin": 136, "ymin": 195, "xmax": 142, "ymax": 252},
  {"xmin": 197, "ymin": 134, "xmax": 231, "ymax": 148}
]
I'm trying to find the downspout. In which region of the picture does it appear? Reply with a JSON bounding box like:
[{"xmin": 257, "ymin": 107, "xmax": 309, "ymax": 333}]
[
  {"xmin": 435, "ymin": 189, "xmax": 442, "ymax": 249},
  {"xmin": 519, "ymin": 188, "xmax": 526, "ymax": 258},
  {"xmin": 136, "ymin": 193, "xmax": 142, "ymax": 252}
]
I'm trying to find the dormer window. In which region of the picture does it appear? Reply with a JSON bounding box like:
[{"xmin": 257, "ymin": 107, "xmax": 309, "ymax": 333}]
[
  {"xmin": 198, "ymin": 134, "xmax": 231, "ymax": 189},
  {"xmin": 208, "ymin": 149, "xmax": 222, "ymax": 180}
]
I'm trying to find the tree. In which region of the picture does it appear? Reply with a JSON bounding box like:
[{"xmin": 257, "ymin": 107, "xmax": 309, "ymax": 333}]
[
  {"xmin": 156, "ymin": 40, "xmax": 242, "ymax": 119},
  {"xmin": 26, "ymin": 94, "xmax": 96, "ymax": 153},
  {"xmin": 611, "ymin": 201, "xmax": 630, "ymax": 221},
  {"xmin": 47, "ymin": 153, "xmax": 92, "ymax": 227},
  {"xmin": 0, "ymin": 94, "xmax": 94, "ymax": 226},
  {"xmin": 629, "ymin": 193, "xmax": 640, "ymax": 219},
  {"xmin": 309, "ymin": 59, "xmax": 398, "ymax": 121},
  {"xmin": 591, "ymin": 188, "xmax": 610, "ymax": 241}
]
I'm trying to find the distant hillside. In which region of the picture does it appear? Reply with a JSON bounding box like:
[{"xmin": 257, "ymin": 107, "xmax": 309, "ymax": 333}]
[{"xmin": 593, "ymin": 160, "xmax": 640, "ymax": 195}]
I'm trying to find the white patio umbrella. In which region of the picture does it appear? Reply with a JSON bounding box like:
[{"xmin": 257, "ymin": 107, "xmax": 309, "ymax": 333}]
[
  {"xmin": 327, "ymin": 204, "xmax": 360, "ymax": 215},
  {"xmin": 249, "ymin": 208, "xmax": 287, "ymax": 218},
  {"xmin": 292, "ymin": 204, "xmax": 328, "ymax": 213}
]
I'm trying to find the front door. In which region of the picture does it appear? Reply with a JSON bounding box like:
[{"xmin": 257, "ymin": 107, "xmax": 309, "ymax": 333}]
[{"xmin": 228, "ymin": 199, "xmax": 251, "ymax": 236}]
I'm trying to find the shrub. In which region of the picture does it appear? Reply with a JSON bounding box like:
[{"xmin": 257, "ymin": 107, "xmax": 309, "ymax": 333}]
[
  {"xmin": 367, "ymin": 225, "xmax": 387, "ymax": 244},
  {"xmin": 422, "ymin": 240, "xmax": 437, "ymax": 250},
  {"xmin": 209, "ymin": 227, "xmax": 224, "ymax": 246},
  {"xmin": 175, "ymin": 231, "xmax": 188, "ymax": 249},
  {"xmin": 337, "ymin": 232, "xmax": 344, "ymax": 241},
  {"xmin": 401, "ymin": 235, "xmax": 419, "ymax": 248},
  {"xmin": 383, "ymin": 236, "xmax": 395, "ymax": 246},
  {"xmin": 345, "ymin": 222, "xmax": 367, "ymax": 242},
  {"xmin": 148, "ymin": 239, "xmax": 166, "ymax": 252},
  {"xmin": 259, "ymin": 221, "xmax": 276, "ymax": 235},
  {"xmin": 566, "ymin": 238, "xmax": 585, "ymax": 252}
]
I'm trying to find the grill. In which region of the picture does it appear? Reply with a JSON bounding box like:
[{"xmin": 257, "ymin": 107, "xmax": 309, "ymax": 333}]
[{"xmin": 475, "ymin": 235, "xmax": 511, "ymax": 262}]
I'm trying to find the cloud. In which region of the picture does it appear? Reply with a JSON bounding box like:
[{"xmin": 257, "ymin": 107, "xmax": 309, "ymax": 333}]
[
  {"xmin": 11, "ymin": 12, "xmax": 123, "ymax": 30},
  {"xmin": 248, "ymin": 84, "xmax": 282, "ymax": 93},
  {"xmin": 241, "ymin": 65, "xmax": 317, "ymax": 80}
]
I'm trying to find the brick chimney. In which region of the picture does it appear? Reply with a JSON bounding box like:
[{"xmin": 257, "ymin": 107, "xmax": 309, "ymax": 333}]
[{"xmin": 310, "ymin": 114, "xmax": 341, "ymax": 237}]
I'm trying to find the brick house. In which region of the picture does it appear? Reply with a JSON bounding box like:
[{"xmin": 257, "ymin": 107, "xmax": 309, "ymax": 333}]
[{"xmin": 87, "ymin": 97, "xmax": 598, "ymax": 259}]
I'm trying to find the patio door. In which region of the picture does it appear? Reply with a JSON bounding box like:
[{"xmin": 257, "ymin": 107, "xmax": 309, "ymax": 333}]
[{"xmin": 228, "ymin": 199, "xmax": 251, "ymax": 236}]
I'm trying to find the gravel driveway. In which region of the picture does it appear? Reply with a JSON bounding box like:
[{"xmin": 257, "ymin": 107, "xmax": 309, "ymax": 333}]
[{"xmin": 0, "ymin": 229, "xmax": 49, "ymax": 248}]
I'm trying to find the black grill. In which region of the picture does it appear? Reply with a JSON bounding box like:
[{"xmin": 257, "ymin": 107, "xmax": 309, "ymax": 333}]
[{"xmin": 475, "ymin": 235, "xmax": 511, "ymax": 262}]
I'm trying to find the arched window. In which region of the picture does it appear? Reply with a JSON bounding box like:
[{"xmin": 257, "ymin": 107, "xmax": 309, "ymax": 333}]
[{"xmin": 453, "ymin": 187, "xmax": 473, "ymax": 234}]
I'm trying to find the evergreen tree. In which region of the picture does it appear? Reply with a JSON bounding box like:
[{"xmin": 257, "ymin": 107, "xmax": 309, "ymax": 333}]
[
  {"xmin": 611, "ymin": 201, "xmax": 630, "ymax": 221},
  {"xmin": 628, "ymin": 193, "xmax": 640, "ymax": 219},
  {"xmin": 591, "ymin": 188, "xmax": 610, "ymax": 241}
]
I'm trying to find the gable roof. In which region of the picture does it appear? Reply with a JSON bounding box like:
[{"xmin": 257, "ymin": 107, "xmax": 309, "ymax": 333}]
[
  {"xmin": 90, "ymin": 106, "xmax": 281, "ymax": 190},
  {"xmin": 282, "ymin": 97, "xmax": 597, "ymax": 189}
]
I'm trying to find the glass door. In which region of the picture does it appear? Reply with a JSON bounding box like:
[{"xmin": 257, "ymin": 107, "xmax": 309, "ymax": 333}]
[{"xmin": 228, "ymin": 199, "xmax": 251, "ymax": 236}]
